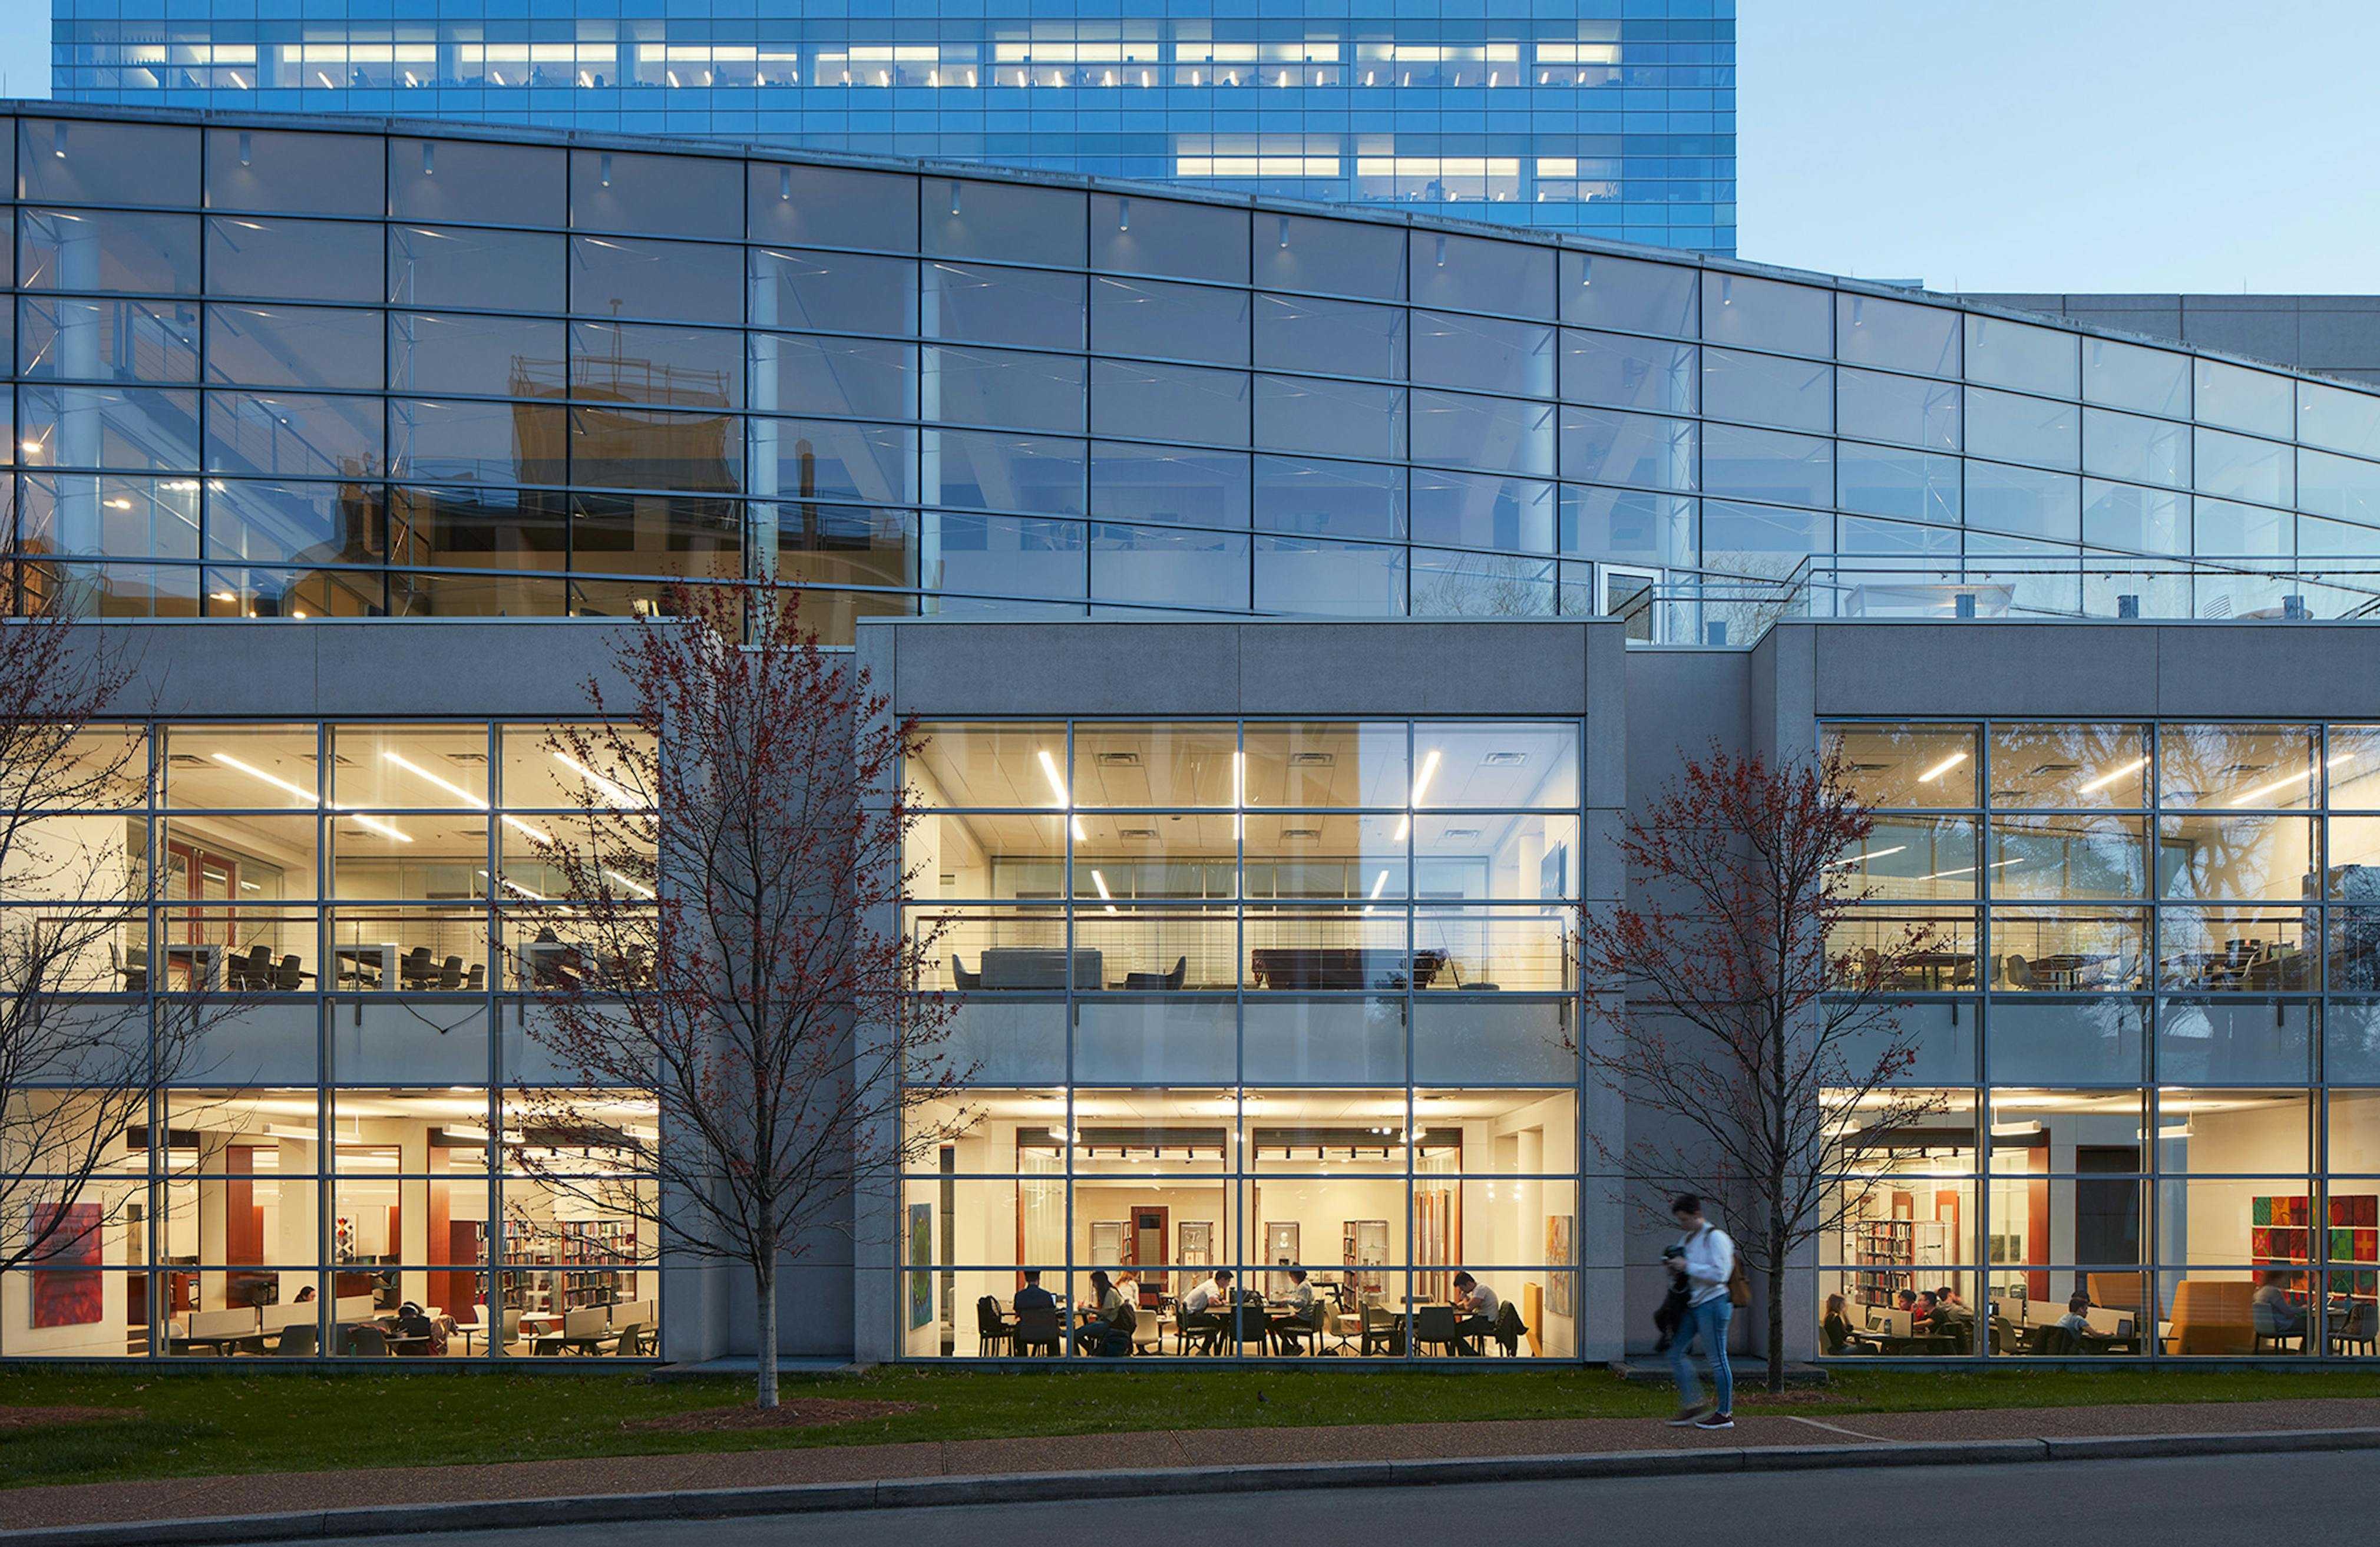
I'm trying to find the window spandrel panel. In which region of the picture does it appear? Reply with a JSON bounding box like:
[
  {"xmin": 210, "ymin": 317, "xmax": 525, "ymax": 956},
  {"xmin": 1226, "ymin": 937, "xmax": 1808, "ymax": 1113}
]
[
  {"xmin": 1700, "ymin": 272, "xmax": 1829, "ymax": 358},
  {"xmin": 570, "ymin": 148, "xmax": 742, "ymax": 240},
  {"xmin": 1253, "ymin": 536, "xmax": 1406, "ymax": 616},
  {"xmin": 19, "ymin": 119, "xmax": 198, "ymax": 208},
  {"xmin": 206, "ymin": 128, "xmax": 384, "ymax": 218},
  {"xmin": 389, "ymin": 137, "xmax": 566, "ymax": 228},
  {"xmin": 749, "ymin": 164, "xmax": 920, "ymax": 254},
  {"xmin": 2084, "ymin": 339, "xmax": 2189, "ymax": 419},
  {"xmin": 1559, "ymin": 250, "xmax": 1698, "ymax": 334},
  {"xmin": 1966, "ymin": 315, "xmax": 2079, "ymax": 399},
  {"xmin": 923, "ymin": 178, "xmax": 1085, "ymax": 270},
  {"xmin": 1252, "ymin": 214, "xmax": 1406, "ymax": 302},
  {"xmin": 2194, "ymin": 359, "xmax": 2293, "ymax": 440},
  {"xmin": 921, "ymin": 513, "xmax": 1086, "ymax": 599},
  {"xmin": 1834, "ymin": 292, "xmax": 1958, "ymax": 378},
  {"xmin": 1410, "ymin": 233, "xmax": 1554, "ymax": 320},
  {"xmin": 1090, "ymin": 194, "xmax": 1248, "ymax": 286}
]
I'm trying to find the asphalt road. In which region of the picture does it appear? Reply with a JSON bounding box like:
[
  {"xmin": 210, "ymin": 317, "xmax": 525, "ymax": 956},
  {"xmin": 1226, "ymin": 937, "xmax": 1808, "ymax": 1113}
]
[{"xmin": 300, "ymin": 1450, "xmax": 2368, "ymax": 1547}]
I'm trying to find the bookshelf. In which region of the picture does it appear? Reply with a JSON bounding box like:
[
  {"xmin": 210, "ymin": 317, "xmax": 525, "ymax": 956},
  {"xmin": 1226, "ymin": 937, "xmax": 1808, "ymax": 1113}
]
[{"xmin": 1849, "ymin": 1215, "xmax": 1948, "ymax": 1310}]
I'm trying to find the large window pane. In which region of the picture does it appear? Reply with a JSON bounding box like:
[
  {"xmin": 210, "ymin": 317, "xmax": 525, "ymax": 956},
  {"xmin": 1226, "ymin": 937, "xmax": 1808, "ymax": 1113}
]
[
  {"xmin": 1838, "ymin": 368, "xmax": 1959, "ymax": 451},
  {"xmin": 568, "ymin": 236, "xmax": 741, "ymax": 326},
  {"xmin": 388, "ymin": 225, "xmax": 564, "ymax": 313},
  {"xmin": 1559, "ymin": 251, "xmax": 1697, "ymax": 333},
  {"xmin": 389, "ymin": 313, "xmax": 563, "ymax": 400},
  {"xmin": 1254, "ymin": 376, "xmax": 1404, "ymax": 461},
  {"xmin": 20, "ymin": 209, "xmax": 202, "ymax": 296},
  {"xmin": 1966, "ymin": 315, "xmax": 2077, "ymax": 398},
  {"xmin": 1702, "ymin": 424, "xmax": 1830, "ymax": 508},
  {"xmin": 1836, "ymin": 292, "xmax": 1958, "ymax": 377},
  {"xmin": 1410, "ymin": 312, "xmax": 1553, "ymax": 398},
  {"xmin": 1091, "ymin": 277, "xmax": 1250, "ymax": 367},
  {"xmin": 1703, "ymin": 348, "xmax": 1831, "ymax": 432},
  {"xmin": 1091, "ymin": 444, "xmax": 1250, "ymax": 529},
  {"xmin": 924, "ymin": 262, "xmax": 1083, "ymax": 351},
  {"xmin": 207, "ymin": 305, "xmax": 382, "ymax": 394},
  {"xmin": 1701, "ymin": 273, "xmax": 1829, "ymax": 357},
  {"xmin": 1558, "ymin": 409, "xmax": 1694, "ymax": 491},
  {"xmin": 1253, "ymin": 293, "xmax": 1404, "ymax": 382},
  {"xmin": 207, "ymin": 217, "xmax": 380, "ymax": 305},
  {"xmin": 1090, "ymin": 361, "xmax": 1251, "ymax": 448}
]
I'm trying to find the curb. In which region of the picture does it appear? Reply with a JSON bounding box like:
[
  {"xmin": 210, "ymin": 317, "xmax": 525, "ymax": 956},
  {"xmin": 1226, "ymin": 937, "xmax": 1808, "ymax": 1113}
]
[{"xmin": 9, "ymin": 1426, "xmax": 2380, "ymax": 1545}]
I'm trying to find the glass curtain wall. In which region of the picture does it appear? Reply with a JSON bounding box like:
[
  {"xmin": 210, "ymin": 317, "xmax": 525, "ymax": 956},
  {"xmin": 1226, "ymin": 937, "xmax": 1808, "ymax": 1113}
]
[
  {"xmin": 901, "ymin": 718, "xmax": 1583, "ymax": 1357},
  {"xmin": 9, "ymin": 111, "xmax": 2380, "ymax": 646},
  {"xmin": 1820, "ymin": 719, "xmax": 2380, "ymax": 1360},
  {"xmin": 0, "ymin": 719, "xmax": 656, "ymax": 1358}
]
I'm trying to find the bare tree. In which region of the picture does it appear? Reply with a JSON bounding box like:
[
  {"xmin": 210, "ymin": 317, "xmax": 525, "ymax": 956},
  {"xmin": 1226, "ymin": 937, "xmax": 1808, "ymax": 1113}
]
[
  {"xmin": 511, "ymin": 582, "xmax": 971, "ymax": 1406},
  {"xmin": 1570, "ymin": 741, "xmax": 1946, "ymax": 1393},
  {"xmin": 0, "ymin": 610, "xmax": 233, "ymax": 1294}
]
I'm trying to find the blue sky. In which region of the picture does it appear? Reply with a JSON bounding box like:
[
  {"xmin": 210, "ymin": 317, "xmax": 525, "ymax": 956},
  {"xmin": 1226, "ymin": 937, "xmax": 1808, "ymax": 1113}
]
[{"xmin": 0, "ymin": 2, "xmax": 2375, "ymax": 292}]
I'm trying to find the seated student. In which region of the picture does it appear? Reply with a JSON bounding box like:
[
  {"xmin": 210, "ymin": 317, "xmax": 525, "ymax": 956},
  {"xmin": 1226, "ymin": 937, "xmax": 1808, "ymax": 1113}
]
[
  {"xmin": 1450, "ymin": 1271, "xmax": 1499, "ymax": 1353},
  {"xmin": 1181, "ymin": 1269, "xmax": 1234, "ymax": 1351},
  {"xmin": 1073, "ymin": 1270, "xmax": 1136, "ymax": 1354},
  {"xmin": 1895, "ymin": 1288, "xmax": 1919, "ymax": 1314},
  {"xmin": 2254, "ymin": 1272, "xmax": 2306, "ymax": 1334},
  {"xmin": 390, "ymin": 1301, "xmax": 441, "ymax": 1356},
  {"xmin": 1014, "ymin": 1270, "xmax": 1057, "ymax": 1314},
  {"xmin": 1822, "ymin": 1293, "xmax": 1858, "ymax": 1355},
  {"xmin": 2054, "ymin": 1293, "xmax": 2093, "ymax": 1336}
]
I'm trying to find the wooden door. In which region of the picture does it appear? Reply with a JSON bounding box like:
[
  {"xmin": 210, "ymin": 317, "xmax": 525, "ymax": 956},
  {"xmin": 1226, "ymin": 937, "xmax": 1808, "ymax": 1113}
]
[{"xmin": 1128, "ymin": 1206, "xmax": 1168, "ymax": 1307}]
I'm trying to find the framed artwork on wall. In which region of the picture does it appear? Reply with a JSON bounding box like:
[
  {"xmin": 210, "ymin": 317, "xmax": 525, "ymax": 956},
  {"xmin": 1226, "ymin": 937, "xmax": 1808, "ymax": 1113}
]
[
  {"xmin": 29, "ymin": 1202, "xmax": 104, "ymax": 1328},
  {"xmin": 907, "ymin": 1202, "xmax": 933, "ymax": 1330},
  {"xmin": 1545, "ymin": 1214, "xmax": 1574, "ymax": 1317}
]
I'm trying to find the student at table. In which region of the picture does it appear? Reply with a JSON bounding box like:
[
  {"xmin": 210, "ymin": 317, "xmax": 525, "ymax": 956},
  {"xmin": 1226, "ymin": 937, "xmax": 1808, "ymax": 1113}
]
[
  {"xmin": 2054, "ymin": 1293, "xmax": 2092, "ymax": 1337},
  {"xmin": 1450, "ymin": 1271, "xmax": 1499, "ymax": 1354},
  {"xmin": 390, "ymin": 1301, "xmax": 441, "ymax": 1356},
  {"xmin": 1014, "ymin": 1271, "xmax": 1057, "ymax": 1315},
  {"xmin": 1182, "ymin": 1269, "xmax": 1233, "ymax": 1352},
  {"xmin": 1073, "ymin": 1270, "xmax": 1135, "ymax": 1355},
  {"xmin": 1822, "ymin": 1293, "xmax": 1857, "ymax": 1355}
]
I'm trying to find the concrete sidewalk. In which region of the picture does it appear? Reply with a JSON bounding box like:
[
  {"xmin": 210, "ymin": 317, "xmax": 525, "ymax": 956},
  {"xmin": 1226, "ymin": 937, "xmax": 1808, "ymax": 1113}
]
[{"xmin": 6, "ymin": 1397, "xmax": 2380, "ymax": 1542}]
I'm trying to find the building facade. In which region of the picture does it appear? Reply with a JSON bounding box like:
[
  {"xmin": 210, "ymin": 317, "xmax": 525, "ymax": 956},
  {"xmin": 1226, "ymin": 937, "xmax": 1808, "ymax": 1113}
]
[
  {"xmin": 47, "ymin": 1, "xmax": 1736, "ymax": 249},
  {"xmin": 1969, "ymin": 293, "xmax": 2380, "ymax": 390},
  {"xmin": 8, "ymin": 104, "xmax": 2380, "ymax": 1366}
]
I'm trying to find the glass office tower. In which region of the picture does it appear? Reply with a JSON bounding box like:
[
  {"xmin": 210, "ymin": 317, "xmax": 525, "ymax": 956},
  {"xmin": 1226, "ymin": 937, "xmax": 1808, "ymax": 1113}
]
[{"xmin": 45, "ymin": 0, "xmax": 1736, "ymax": 251}]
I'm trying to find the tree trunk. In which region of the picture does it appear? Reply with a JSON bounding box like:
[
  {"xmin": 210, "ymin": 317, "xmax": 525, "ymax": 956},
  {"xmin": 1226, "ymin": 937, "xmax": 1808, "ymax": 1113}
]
[
  {"xmin": 755, "ymin": 1257, "xmax": 780, "ymax": 1409},
  {"xmin": 1766, "ymin": 1228, "xmax": 1787, "ymax": 1394}
]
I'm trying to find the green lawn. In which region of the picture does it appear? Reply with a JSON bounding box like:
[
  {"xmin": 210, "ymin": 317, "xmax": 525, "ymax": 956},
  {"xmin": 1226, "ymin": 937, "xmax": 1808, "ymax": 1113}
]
[{"xmin": 2, "ymin": 1363, "xmax": 2378, "ymax": 1492}]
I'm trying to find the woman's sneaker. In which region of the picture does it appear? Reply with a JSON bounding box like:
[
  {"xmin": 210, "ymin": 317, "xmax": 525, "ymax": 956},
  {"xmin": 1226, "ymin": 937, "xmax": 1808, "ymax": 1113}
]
[
  {"xmin": 1693, "ymin": 1411, "xmax": 1734, "ymax": 1430},
  {"xmin": 1665, "ymin": 1404, "xmax": 1708, "ymax": 1426}
]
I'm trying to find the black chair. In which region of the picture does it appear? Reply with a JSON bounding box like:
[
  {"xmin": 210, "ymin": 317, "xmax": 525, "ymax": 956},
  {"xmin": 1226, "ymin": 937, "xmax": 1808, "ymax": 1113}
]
[
  {"xmin": 1013, "ymin": 1301, "xmax": 1063, "ymax": 1357},
  {"xmin": 342, "ymin": 1324, "xmax": 389, "ymax": 1356},
  {"xmin": 435, "ymin": 954, "xmax": 465, "ymax": 990},
  {"xmin": 463, "ymin": 963, "xmax": 486, "ymax": 991},
  {"xmin": 1489, "ymin": 1300, "xmax": 1528, "ymax": 1356},
  {"xmin": 272, "ymin": 1323, "xmax": 318, "ymax": 1357},
  {"xmin": 1410, "ymin": 1305, "xmax": 1467, "ymax": 1356},
  {"xmin": 273, "ymin": 954, "xmax": 315, "ymax": 992},
  {"xmin": 1176, "ymin": 1307, "xmax": 1224, "ymax": 1356},
  {"xmin": 1272, "ymin": 1300, "xmax": 1327, "ymax": 1355},
  {"xmin": 226, "ymin": 944, "xmax": 273, "ymax": 990},
  {"xmin": 1123, "ymin": 956, "xmax": 1187, "ymax": 991},
  {"xmin": 976, "ymin": 1295, "xmax": 1014, "ymax": 1356},
  {"xmin": 950, "ymin": 954, "xmax": 981, "ymax": 989},
  {"xmin": 1359, "ymin": 1304, "xmax": 1402, "ymax": 1357},
  {"xmin": 611, "ymin": 1321, "xmax": 649, "ymax": 1356},
  {"xmin": 396, "ymin": 947, "xmax": 435, "ymax": 990}
]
